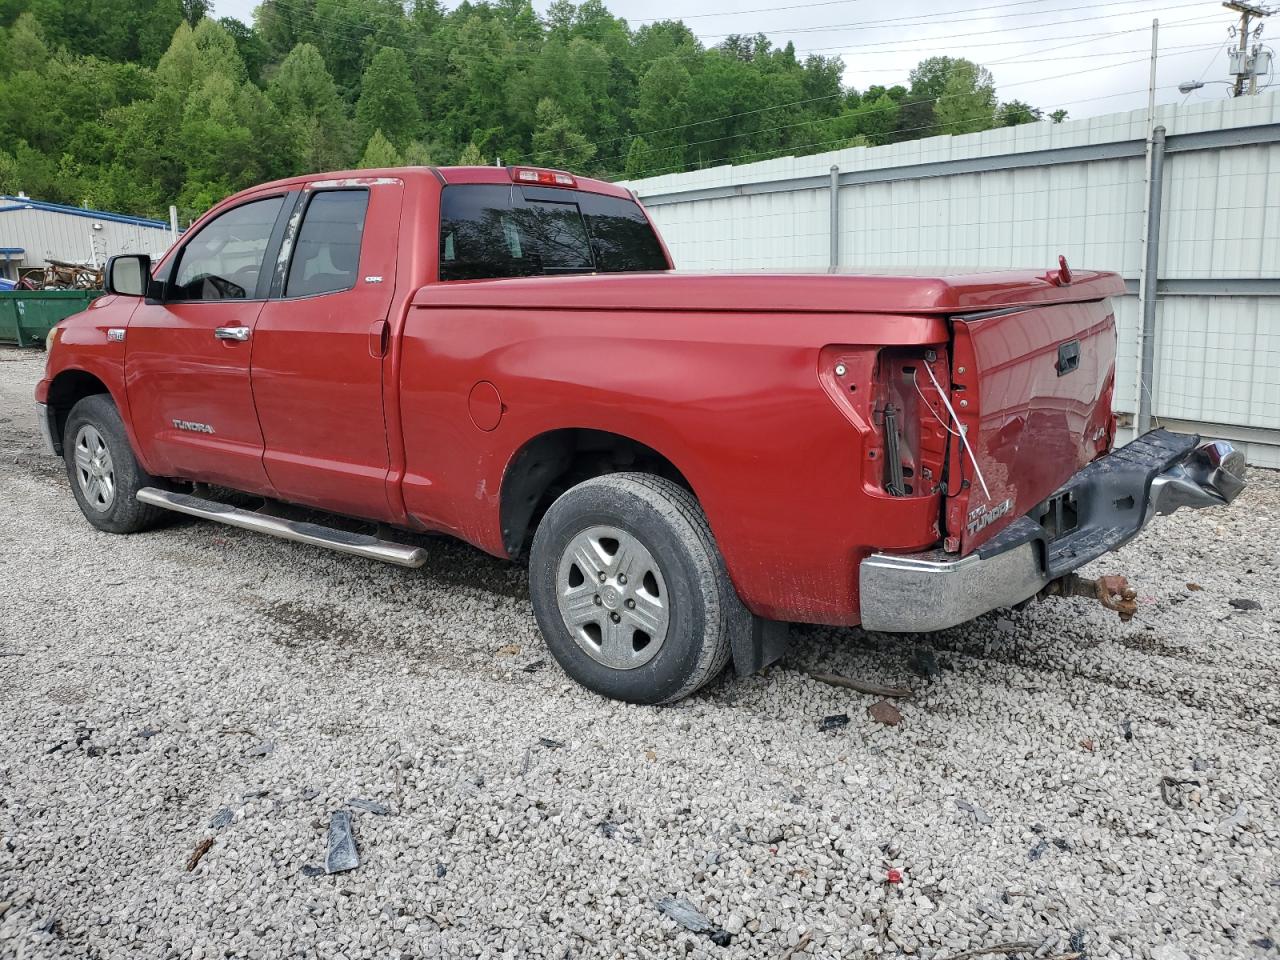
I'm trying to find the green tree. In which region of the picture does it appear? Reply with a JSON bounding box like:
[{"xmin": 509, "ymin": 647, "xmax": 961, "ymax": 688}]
[
  {"xmin": 443, "ymin": 12, "xmax": 516, "ymax": 158},
  {"xmin": 269, "ymin": 43, "xmax": 352, "ymax": 172},
  {"xmin": 623, "ymin": 136, "xmax": 651, "ymax": 178},
  {"xmin": 218, "ymin": 16, "xmax": 271, "ymax": 83},
  {"xmin": 457, "ymin": 141, "xmax": 486, "ymax": 165},
  {"xmin": 531, "ymin": 97, "xmax": 595, "ymax": 170},
  {"xmin": 306, "ymin": 0, "xmax": 408, "ymax": 94},
  {"xmin": 857, "ymin": 93, "xmax": 901, "ymax": 145},
  {"xmin": 684, "ymin": 50, "xmax": 774, "ymax": 167},
  {"xmin": 896, "ymin": 56, "xmax": 955, "ymax": 140},
  {"xmin": 995, "ymin": 100, "xmax": 1041, "ymax": 127},
  {"xmin": 5, "ymin": 12, "xmax": 49, "ymax": 72},
  {"xmin": 154, "ymin": 18, "xmax": 246, "ymax": 101},
  {"xmin": 177, "ymin": 69, "xmax": 289, "ymax": 210},
  {"xmin": 0, "ymin": 147, "xmax": 19, "ymax": 193},
  {"xmin": 1050, "ymin": 109, "xmax": 1069, "ymax": 124},
  {"xmin": 355, "ymin": 46, "xmax": 420, "ymax": 148},
  {"xmin": 631, "ymin": 56, "xmax": 691, "ymax": 169},
  {"xmin": 359, "ymin": 128, "xmax": 402, "ymax": 168},
  {"xmin": 934, "ymin": 60, "xmax": 996, "ymax": 135},
  {"xmin": 402, "ymin": 139, "xmax": 438, "ymax": 165}
]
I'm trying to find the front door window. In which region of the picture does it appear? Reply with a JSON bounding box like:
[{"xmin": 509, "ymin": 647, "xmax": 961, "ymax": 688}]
[{"xmin": 170, "ymin": 196, "xmax": 285, "ymax": 301}]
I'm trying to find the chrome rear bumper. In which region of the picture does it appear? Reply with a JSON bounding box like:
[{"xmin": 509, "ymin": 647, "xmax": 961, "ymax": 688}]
[{"xmin": 859, "ymin": 432, "xmax": 1247, "ymax": 633}]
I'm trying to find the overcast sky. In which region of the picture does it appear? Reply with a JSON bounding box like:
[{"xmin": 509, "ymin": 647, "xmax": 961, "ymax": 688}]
[{"xmin": 210, "ymin": 0, "xmax": 1250, "ymax": 120}]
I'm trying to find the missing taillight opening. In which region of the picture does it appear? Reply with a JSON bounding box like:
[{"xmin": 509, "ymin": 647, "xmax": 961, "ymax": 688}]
[{"xmin": 874, "ymin": 349, "xmax": 950, "ymax": 498}]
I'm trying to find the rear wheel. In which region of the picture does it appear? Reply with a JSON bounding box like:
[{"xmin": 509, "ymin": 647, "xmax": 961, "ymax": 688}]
[
  {"xmin": 529, "ymin": 473, "xmax": 733, "ymax": 704},
  {"xmin": 63, "ymin": 394, "xmax": 164, "ymax": 534}
]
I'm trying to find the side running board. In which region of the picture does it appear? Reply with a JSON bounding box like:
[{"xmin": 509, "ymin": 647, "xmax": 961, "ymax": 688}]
[{"xmin": 136, "ymin": 487, "xmax": 428, "ymax": 568}]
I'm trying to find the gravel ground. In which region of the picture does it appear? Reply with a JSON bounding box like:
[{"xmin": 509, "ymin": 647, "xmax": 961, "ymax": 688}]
[{"xmin": 1, "ymin": 345, "xmax": 1278, "ymax": 960}]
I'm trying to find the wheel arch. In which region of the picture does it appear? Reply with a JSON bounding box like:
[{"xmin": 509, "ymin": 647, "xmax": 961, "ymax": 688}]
[
  {"xmin": 44, "ymin": 368, "xmax": 113, "ymax": 456},
  {"xmin": 498, "ymin": 427, "xmax": 696, "ymax": 561}
]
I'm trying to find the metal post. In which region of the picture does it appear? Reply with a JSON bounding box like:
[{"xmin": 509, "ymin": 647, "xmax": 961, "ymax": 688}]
[
  {"xmin": 829, "ymin": 165, "xmax": 840, "ymax": 269},
  {"xmin": 1135, "ymin": 19, "xmax": 1159, "ymax": 430},
  {"xmin": 1137, "ymin": 125, "xmax": 1166, "ymax": 437}
]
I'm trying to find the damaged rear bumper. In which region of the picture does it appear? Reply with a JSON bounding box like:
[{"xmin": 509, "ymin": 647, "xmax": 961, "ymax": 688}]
[{"xmin": 858, "ymin": 430, "xmax": 1247, "ymax": 633}]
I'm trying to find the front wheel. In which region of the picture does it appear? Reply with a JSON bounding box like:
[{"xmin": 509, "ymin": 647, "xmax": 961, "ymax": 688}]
[
  {"xmin": 62, "ymin": 394, "xmax": 164, "ymax": 534},
  {"xmin": 528, "ymin": 473, "xmax": 733, "ymax": 704}
]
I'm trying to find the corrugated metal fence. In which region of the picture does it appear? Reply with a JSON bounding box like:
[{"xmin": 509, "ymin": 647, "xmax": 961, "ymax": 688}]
[{"xmin": 623, "ymin": 94, "xmax": 1280, "ymax": 468}]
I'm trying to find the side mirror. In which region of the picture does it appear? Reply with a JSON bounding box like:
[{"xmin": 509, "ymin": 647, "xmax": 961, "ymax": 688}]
[{"xmin": 104, "ymin": 254, "xmax": 151, "ymax": 297}]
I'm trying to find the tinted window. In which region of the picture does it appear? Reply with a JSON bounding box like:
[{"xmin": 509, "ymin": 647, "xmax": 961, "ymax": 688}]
[
  {"xmin": 171, "ymin": 196, "xmax": 284, "ymax": 301},
  {"xmin": 439, "ymin": 184, "xmax": 667, "ymax": 281},
  {"xmin": 285, "ymin": 189, "xmax": 369, "ymax": 297}
]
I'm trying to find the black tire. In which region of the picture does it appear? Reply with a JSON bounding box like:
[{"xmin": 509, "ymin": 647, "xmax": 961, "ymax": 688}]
[
  {"xmin": 62, "ymin": 394, "xmax": 164, "ymax": 534},
  {"xmin": 529, "ymin": 473, "xmax": 734, "ymax": 704}
]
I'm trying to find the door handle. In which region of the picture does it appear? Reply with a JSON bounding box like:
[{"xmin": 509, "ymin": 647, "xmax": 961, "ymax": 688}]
[{"xmin": 215, "ymin": 326, "xmax": 250, "ymax": 341}]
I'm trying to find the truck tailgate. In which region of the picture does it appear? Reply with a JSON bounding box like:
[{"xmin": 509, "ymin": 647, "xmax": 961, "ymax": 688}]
[{"xmin": 946, "ymin": 299, "xmax": 1118, "ymax": 554}]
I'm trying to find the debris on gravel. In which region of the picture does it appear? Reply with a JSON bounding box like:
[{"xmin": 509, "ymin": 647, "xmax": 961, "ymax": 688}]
[
  {"xmin": 868, "ymin": 698, "xmax": 904, "ymax": 725},
  {"xmin": 808, "ymin": 670, "xmax": 914, "ymax": 698},
  {"xmin": 2, "ymin": 348, "xmax": 1279, "ymax": 958},
  {"xmin": 908, "ymin": 646, "xmax": 943, "ymax": 679},
  {"xmin": 347, "ymin": 798, "xmax": 391, "ymax": 816},
  {"xmin": 325, "ymin": 810, "xmax": 360, "ymax": 874},
  {"xmin": 184, "ymin": 837, "xmax": 214, "ymax": 872},
  {"xmin": 956, "ymin": 798, "xmax": 993, "ymax": 826},
  {"xmin": 656, "ymin": 896, "xmax": 733, "ymax": 946}
]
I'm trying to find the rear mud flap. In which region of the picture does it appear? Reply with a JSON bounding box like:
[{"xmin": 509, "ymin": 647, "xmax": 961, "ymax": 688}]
[{"xmin": 729, "ymin": 606, "xmax": 790, "ymax": 676}]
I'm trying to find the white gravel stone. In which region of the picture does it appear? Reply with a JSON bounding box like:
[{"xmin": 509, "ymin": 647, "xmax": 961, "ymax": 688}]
[{"xmin": 1, "ymin": 347, "xmax": 1278, "ymax": 959}]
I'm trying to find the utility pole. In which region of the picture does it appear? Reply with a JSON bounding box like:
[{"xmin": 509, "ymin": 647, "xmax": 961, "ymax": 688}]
[{"xmin": 1224, "ymin": 1, "xmax": 1270, "ymax": 96}]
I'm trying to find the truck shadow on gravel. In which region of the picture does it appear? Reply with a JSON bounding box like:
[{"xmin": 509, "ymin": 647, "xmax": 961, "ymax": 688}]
[
  {"xmin": 787, "ymin": 612, "xmax": 1279, "ymax": 729},
  {"xmin": 223, "ymin": 526, "xmax": 1278, "ymax": 730}
]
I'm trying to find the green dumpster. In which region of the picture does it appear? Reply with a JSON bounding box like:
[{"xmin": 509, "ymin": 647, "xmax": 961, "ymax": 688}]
[{"xmin": 0, "ymin": 290, "xmax": 103, "ymax": 348}]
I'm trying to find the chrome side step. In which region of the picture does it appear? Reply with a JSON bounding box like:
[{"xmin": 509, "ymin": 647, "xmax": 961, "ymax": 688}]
[{"xmin": 136, "ymin": 487, "xmax": 428, "ymax": 568}]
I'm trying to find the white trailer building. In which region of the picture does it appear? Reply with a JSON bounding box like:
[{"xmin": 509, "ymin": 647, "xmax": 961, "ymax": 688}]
[{"xmin": 0, "ymin": 195, "xmax": 176, "ymax": 283}]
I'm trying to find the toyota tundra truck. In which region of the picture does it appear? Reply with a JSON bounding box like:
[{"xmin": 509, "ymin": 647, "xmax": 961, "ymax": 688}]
[{"xmin": 34, "ymin": 165, "xmax": 1248, "ymax": 704}]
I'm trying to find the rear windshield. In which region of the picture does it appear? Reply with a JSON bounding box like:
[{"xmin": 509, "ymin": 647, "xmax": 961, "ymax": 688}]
[{"xmin": 439, "ymin": 183, "xmax": 668, "ymax": 281}]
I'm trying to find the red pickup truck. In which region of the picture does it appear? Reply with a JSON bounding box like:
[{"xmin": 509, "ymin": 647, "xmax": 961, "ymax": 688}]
[{"xmin": 36, "ymin": 165, "xmax": 1247, "ymax": 703}]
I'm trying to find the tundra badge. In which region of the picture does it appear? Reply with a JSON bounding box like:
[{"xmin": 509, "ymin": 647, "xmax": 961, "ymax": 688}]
[
  {"xmin": 966, "ymin": 497, "xmax": 1013, "ymax": 536},
  {"xmin": 172, "ymin": 419, "xmax": 215, "ymax": 434}
]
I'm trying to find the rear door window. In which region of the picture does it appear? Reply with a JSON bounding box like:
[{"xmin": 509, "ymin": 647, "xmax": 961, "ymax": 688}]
[
  {"xmin": 439, "ymin": 184, "xmax": 667, "ymax": 281},
  {"xmin": 285, "ymin": 189, "xmax": 369, "ymax": 298}
]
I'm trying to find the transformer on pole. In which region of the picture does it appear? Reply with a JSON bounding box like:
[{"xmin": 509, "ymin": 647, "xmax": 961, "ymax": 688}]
[{"xmin": 1224, "ymin": 1, "xmax": 1273, "ymax": 96}]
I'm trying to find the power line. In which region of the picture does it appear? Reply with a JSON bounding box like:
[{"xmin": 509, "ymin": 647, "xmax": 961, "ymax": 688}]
[
  {"xmin": 627, "ymin": 0, "xmax": 1158, "ymax": 24},
  {"xmin": 627, "ymin": 82, "xmax": 1183, "ymax": 180},
  {"xmin": 510, "ymin": 34, "xmax": 1223, "ymax": 166},
  {"xmin": 574, "ymin": 50, "xmax": 1220, "ymax": 171},
  {"xmin": 688, "ymin": 0, "xmax": 1208, "ymax": 40},
  {"xmin": 775, "ymin": 12, "xmax": 1221, "ymax": 55},
  {"xmin": 1181, "ymin": 38, "xmax": 1231, "ymax": 101}
]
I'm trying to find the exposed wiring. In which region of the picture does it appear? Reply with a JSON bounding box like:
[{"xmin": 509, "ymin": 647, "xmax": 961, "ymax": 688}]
[
  {"xmin": 921, "ymin": 362, "xmax": 992, "ymax": 502},
  {"xmin": 914, "ymin": 369, "xmax": 961, "ymax": 437}
]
